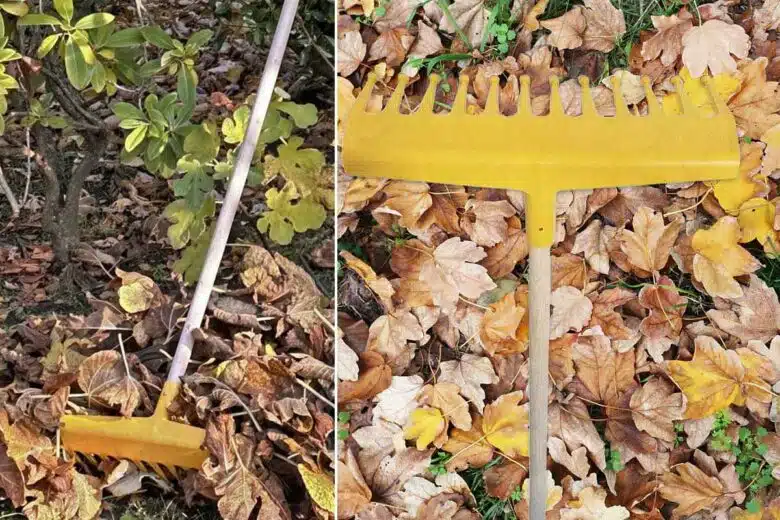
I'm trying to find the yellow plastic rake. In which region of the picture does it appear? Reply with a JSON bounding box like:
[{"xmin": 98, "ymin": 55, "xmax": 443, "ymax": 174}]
[
  {"xmin": 342, "ymin": 72, "xmax": 739, "ymax": 520},
  {"xmin": 60, "ymin": 0, "xmax": 301, "ymax": 477}
]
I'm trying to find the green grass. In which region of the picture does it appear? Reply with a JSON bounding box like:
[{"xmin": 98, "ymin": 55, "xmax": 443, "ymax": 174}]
[
  {"xmin": 460, "ymin": 457, "xmax": 521, "ymax": 520},
  {"xmin": 756, "ymin": 251, "xmax": 780, "ymax": 294}
]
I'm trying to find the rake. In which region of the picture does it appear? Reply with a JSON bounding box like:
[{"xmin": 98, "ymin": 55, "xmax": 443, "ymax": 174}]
[
  {"xmin": 60, "ymin": 0, "xmax": 300, "ymax": 477},
  {"xmin": 342, "ymin": 72, "xmax": 739, "ymax": 519}
]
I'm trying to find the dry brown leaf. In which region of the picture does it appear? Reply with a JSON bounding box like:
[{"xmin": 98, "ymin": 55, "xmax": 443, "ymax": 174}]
[
  {"xmin": 552, "ymin": 253, "xmax": 590, "ymax": 290},
  {"xmin": 373, "ymin": 0, "xmax": 414, "ymax": 32},
  {"xmin": 442, "ymin": 416, "xmax": 494, "ymax": 471},
  {"xmin": 681, "ymin": 20, "xmax": 750, "ymax": 78},
  {"xmin": 640, "ymin": 10, "xmax": 694, "ymax": 66},
  {"xmin": 0, "ymin": 444, "xmax": 24, "ymax": 508},
  {"xmin": 482, "ymin": 391, "xmax": 529, "ymax": 457},
  {"xmin": 438, "ymin": 354, "xmax": 498, "ymax": 413},
  {"xmin": 638, "ymin": 276, "xmax": 687, "ymax": 340},
  {"xmin": 373, "ymin": 375, "xmax": 423, "ymax": 426},
  {"xmin": 707, "ymin": 275, "xmax": 780, "ymax": 343},
  {"xmin": 560, "ymin": 486, "xmax": 629, "ymax": 519},
  {"xmin": 383, "ymin": 182, "xmax": 468, "ymax": 234},
  {"xmin": 340, "ymin": 251, "xmax": 395, "ymax": 310},
  {"xmin": 518, "ymin": 45, "xmax": 564, "ymax": 95},
  {"xmin": 77, "ymin": 350, "xmax": 148, "ymax": 417},
  {"xmin": 619, "ymin": 206, "xmax": 682, "ymax": 275},
  {"xmin": 339, "ymin": 30, "xmax": 367, "ymax": 76},
  {"xmin": 481, "ymin": 216, "xmax": 528, "ymax": 278},
  {"xmin": 419, "ymin": 383, "xmax": 472, "ymax": 430},
  {"xmin": 550, "ymin": 334, "xmax": 576, "ymax": 389},
  {"xmin": 629, "ymin": 377, "xmax": 684, "ymax": 442},
  {"xmin": 549, "ymin": 400, "xmax": 607, "ymax": 470},
  {"xmin": 660, "ymin": 463, "xmax": 723, "ymax": 517},
  {"xmin": 368, "ymin": 27, "xmax": 415, "ymax": 67},
  {"xmin": 367, "ymin": 311, "xmax": 425, "ymax": 373},
  {"xmin": 541, "ymin": 7, "xmax": 586, "ymax": 50},
  {"xmin": 548, "ymin": 436, "xmax": 590, "ymax": 479},
  {"xmin": 598, "ymin": 186, "xmax": 669, "ymax": 227},
  {"xmin": 408, "ymin": 21, "xmax": 444, "ymax": 60},
  {"xmin": 439, "ymin": 0, "xmax": 489, "ymax": 47},
  {"xmin": 420, "ymin": 237, "xmax": 496, "ymax": 313},
  {"xmin": 338, "ymin": 450, "xmax": 372, "ymax": 519},
  {"xmin": 588, "ymin": 287, "xmax": 635, "ymax": 340},
  {"xmin": 460, "ymin": 199, "xmax": 516, "ymax": 247},
  {"xmin": 571, "ymin": 334, "xmax": 635, "ymax": 405},
  {"xmin": 480, "ymin": 292, "xmax": 528, "ymax": 356},
  {"xmin": 572, "ymin": 219, "xmax": 610, "ymax": 274},
  {"xmin": 581, "ymin": 0, "xmax": 626, "ymax": 52},
  {"xmin": 338, "ymin": 351, "xmax": 392, "ymax": 403},
  {"xmin": 728, "ymin": 57, "xmax": 780, "ymax": 139},
  {"xmin": 550, "ymin": 286, "xmax": 593, "ymax": 339}
]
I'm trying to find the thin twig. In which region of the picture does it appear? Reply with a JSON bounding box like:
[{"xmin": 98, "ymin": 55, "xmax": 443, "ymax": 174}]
[
  {"xmin": 21, "ymin": 128, "xmax": 31, "ymax": 208},
  {"xmin": 0, "ymin": 163, "xmax": 20, "ymax": 217},
  {"xmin": 294, "ymin": 377, "xmax": 335, "ymax": 409}
]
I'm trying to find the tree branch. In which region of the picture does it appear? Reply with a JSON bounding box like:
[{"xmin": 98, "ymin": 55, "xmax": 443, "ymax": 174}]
[
  {"xmin": 40, "ymin": 64, "xmax": 104, "ymax": 132},
  {"xmin": 0, "ymin": 164, "xmax": 20, "ymax": 218},
  {"xmin": 31, "ymin": 125, "xmax": 61, "ymax": 233}
]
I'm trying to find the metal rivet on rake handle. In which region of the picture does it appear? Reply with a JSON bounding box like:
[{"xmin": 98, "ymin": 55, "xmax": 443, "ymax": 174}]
[
  {"xmin": 60, "ymin": 0, "xmax": 301, "ymax": 471},
  {"xmin": 342, "ymin": 72, "xmax": 739, "ymax": 520}
]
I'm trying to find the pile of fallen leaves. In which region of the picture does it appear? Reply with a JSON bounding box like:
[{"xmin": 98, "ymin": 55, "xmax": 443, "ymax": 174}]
[
  {"xmin": 0, "ymin": 245, "xmax": 335, "ymax": 519},
  {"xmin": 337, "ymin": 0, "xmax": 780, "ymax": 518}
]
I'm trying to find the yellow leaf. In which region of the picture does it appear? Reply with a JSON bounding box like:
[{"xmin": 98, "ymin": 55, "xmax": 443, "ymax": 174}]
[
  {"xmin": 662, "ymin": 67, "xmax": 742, "ymax": 115},
  {"xmin": 116, "ymin": 269, "xmax": 160, "ymax": 313},
  {"xmin": 713, "ymin": 141, "xmax": 766, "ymax": 213},
  {"xmin": 738, "ymin": 197, "xmax": 779, "ymax": 254},
  {"xmin": 762, "ymin": 123, "xmax": 780, "ymax": 176},
  {"xmin": 667, "ymin": 336, "xmax": 745, "ymax": 419},
  {"xmin": 297, "ymin": 465, "xmax": 335, "ymax": 513},
  {"xmin": 404, "ymin": 407, "xmax": 446, "ymax": 450},
  {"xmin": 524, "ymin": 0, "xmax": 549, "ymax": 30},
  {"xmin": 482, "ymin": 391, "xmax": 529, "ymax": 457},
  {"xmin": 337, "ymin": 77, "xmax": 356, "ymax": 128},
  {"xmin": 691, "ymin": 216, "xmax": 761, "ymax": 298}
]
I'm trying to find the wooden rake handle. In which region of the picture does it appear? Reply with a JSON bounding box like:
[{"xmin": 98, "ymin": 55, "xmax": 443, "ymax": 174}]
[
  {"xmin": 528, "ymin": 246, "xmax": 551, "ymax": 520},
  {"xmin": 167, "ymin": 0, "xmax": 300, "ymax": 383}
]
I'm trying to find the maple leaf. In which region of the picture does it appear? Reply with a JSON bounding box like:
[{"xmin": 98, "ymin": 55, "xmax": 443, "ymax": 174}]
[
  {"xmin": 419, "ymin": 383, "xmax": 472, "ymax": 430},
  {"xmin": 78, "ymin": 350, "xmax": 148, "ymax": 417},
  {"xmin": 338, "ymin": 30, "xmax": 365, "ymax": 76},
  {"xmin": 257, "ymin": 184, "xmax": 327, "ymax": 246},
  {"xmin": 638, "ymin": 276, "xmax": 687, "ymax": 340},
  {"xmin": 681, "ymin": 20, "xmax": 749, "ymax": 78},
  {"xmin": 640, "ymin": 10, "xmax": 693, "ymax": 66},
  {"xmin": 588, "ymin": 287, "xmax": 635, "ymax": 340},
  {"xmin": 603, "ymin": 70, "xmax": 646, "ymax": 105},
  {"xmin": 728, "ymin": 57, "xmax": 780, "ymax": 139},
  {"xmin": 338, "ymin": 351, "xmax": 392, "ymax": 403},
  {"xmin": 438, "ymin": 0, "xmax": 489, "ymax": 47},
  {"xmin": 548, "ymin": 436, "xmax": 590, "ymax": 478},
  {"xmin": 580, "ymin": 0, "xmax": 626, "ymax": 52},
  {"xmin": 404, "ymin": 407, "xmax": 447, "ymax": 450},
  {"xmin": 667, "ymin": 336, "xmax": 746, "ymax": 419},
  {"xmin": 367, "ymin": 310, "xmax": 425, "ymax": 373},
  {"xmin": 374, "ymin": 375, "xmax": 424, "ymax": 426},
  {"xmin": 407, "ymin": 21, "xmax": 444, "ymax": 61},
  {"xmin": 116, "ymin": 269, "xmax": 162, "ymax": 313},
  {"xmin": 598, "ymin": 186, "xmax": 669, "ymax": 227},
  {"xmin": 737, "ymin": 198, "xmax": 779, "ymax": 254},
  {"xmin": 713, "ymin": 141, "xmax": 767, "ymax": 214},
  {"xmin": 541, "ymin": 8, "xmax": 586, "ymax": 50},
  {"xmin": 691, "ymin": 216, "xmax": 761, "ymax": 298},
  {"xmin": 373, "ymin": 0, "xmax": 414, "ymax": 32},
  {"xmin": 559, "ymin": 79, "xmax": 616, "ymax": 116},
  {"xmin": 707, "ymin": 275, "xmax": 780, "ymax": 343},
  {"xmin": 368, "ymin": 27, "xmax": 414, "ymax": 67},
  {"xmin": 481, "ymin": 216, "xmax": 528, "ymax": 278},
  {"xmin": 442, "ymin": 415, "xmax": 495, "ymax": 471},
  {"xmin": 337, "ymin": 450, "xmax": 372, "ymax": 518},
  {"xmin": 460, "ymin": 199, "xmax": 516, "ymax": 247},
  {"xmin": 419, "ymin": 237, "xmax": 496, "ymax": 313},
  {"xmin": 340, "ymin": 251, "xmax": 395, "ymax": 310},
  {"xmin": 762, "ymin": 124, "xmax": 780, "ymax": 176},
  {"xmin": 550, "ymin": 334, "xmax": 576, "ymax": 389},
  {"xmin": 550, "ymin": 286, "xmax": 593, "ymax": 339},
  {"xmin": 549, "ymin": 400, "xmax": 607, "ymax": 469},
  {"xmin": 619, "ymin": 206, "xmax": 682, "ymax": 275},
  {"xmin": 571, "ymin": 333, "xmax": 635, "ymax": 405},
  {"xmin": 0, "ymin": 444, "xmax": 24, "ymax": 507},
  {"xmin": 482, "ymin": 391, "xmax": 529, "ymax": 458},
  {"xmin": 438, "ymin": 354, "xmax": 498, "ymax": 413},
  {"xmin": 660, "ymin": 463, "xmax": 723, "ymax": 517},
  {"xmin": 480, "ymin": 292, "xmax": 528, "ymax": 356},
  {"xmin": 629, "ymin": 377, "xmax": 684, "ymax": 442},
  {"xmin": 572, "ymin": 219, "xmax": 611, "ymax": 274},
  {"xmin": 552, "ymin": 253, "xmax": 591, "ymax": 289},
  {"xmin": 383, "ymin": 181, "xmax": 468, "ymax": 234}
]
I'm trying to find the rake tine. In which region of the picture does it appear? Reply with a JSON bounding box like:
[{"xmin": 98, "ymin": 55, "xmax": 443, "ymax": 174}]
[
  {"xmin": 610, "ymin": 74, "xmax": 631, "ymax": 116},
  {"xmin": 548, "ymin": 76, "xmax": 563, "ymax": 116},
  {"xmin": 672, "ymin": 76, "xmax": 696, "ymax": 115},
  {"xmin": 451, "ymin": 75, "xmax": 469, "ymax": 114},
  {"xmin": 149, "ymin": 463, "xmax": 171, "ymax": 481},
  {"xmin": 642, "ymin": 76, "xmax": 661, "ymax": 115},
  {"xmin": 578, "ymin": 76, "xmax": 596, "ymax": 117},
  {"xmin": 484, "ymin": 76, "xmax": 500, "ymax": 115},
  {"xmin": 386, "ymin": 75, "xmax": 409, "ymax": 113},
  {"xmin": 418, "ymin": 74, "xmax": 440, "ymax": 113},
  {"xmin": 519, "ymin": 75, "xmax": 532, "ymax": 115},
  {"xmin": 701, "ymin": 75, "xmax": 729, "ymax": 115},
  {"xmin": 355, "ymin": 72, "xmax": 378, "ymax": 112}
]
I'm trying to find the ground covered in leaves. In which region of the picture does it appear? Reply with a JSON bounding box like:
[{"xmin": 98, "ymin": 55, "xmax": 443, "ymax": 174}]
[
  {"xmin": 0, "ymin": 0, "xmax": 335, "ymax": 519},
  {"xmin": 336, "ymin": 0, "xmax": 780, "ymax": 518}
]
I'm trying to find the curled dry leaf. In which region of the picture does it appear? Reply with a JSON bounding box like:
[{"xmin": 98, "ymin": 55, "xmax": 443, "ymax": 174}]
[
  {"xmin": 438, "ymin": 354, "xmax": 498, "ymax": 413},
  {"xmin": 479, "ymin": 291, "xmax": 529, "ymax": 356},
  {"xmin": 481, "ymin": 216, "xmax": 528, "ymax": 278},
  {"xmin": 629, "ymin": 377, "xmax": 684, "ymax": 442},
  {"xmin": 707, "ymin": 275, "xmax": 780, "ymax": 343},
  {"xmin": 339, "ymin": 30, "xmax": 367, "ymax": 76},
  {"xmin": 77, "ymin": 350, "xmax": 148, "ymax": 417},
  {"xmin": 571, "ymin": 219, "xmax": 610, "ymax": 274},
  {"xmin": 619, "ymin": 206, "xmax": 682, "ymax": 275},
  {"xmin": 340, "ymin": 251, "xmax": 395, "ymax": 310},
  {"xmin": 367, "ymin": 310, "xmax": 425, "ymax": 373},
  {"xmin": 550, "ymin": 286, "xmax": 593, "ymax": 339},
  {"xmin": 638, "ymin": 276, "xmax": 687, "ymax": 340},
  {"xmin": 460, "ymin": 199, "xmax": 516, "ymax": 247},
  {"xmin": 580, "ymin": 0, "xmax": 626, "ymax": 52},
  {"xmin": 541, "ymin": 8, "xmax": 586, "ymax": 50},
  {"xmin": 438, "ymin": 0, "xmax": 489, "ymax": 47},
  {"xmin": 660, "ymin": 463, "xmax": 723, "ymax": 517}
]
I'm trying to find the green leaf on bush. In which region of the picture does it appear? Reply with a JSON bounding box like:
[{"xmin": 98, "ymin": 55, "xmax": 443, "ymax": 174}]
[
  {"xmin": 275, "ymin": 101, "xmax": 318, "ymax": 128},
  {"xmin": 64, "ymin": 39, "xmax": 89, "ymax": 89},
  {"xmin": 173, "ymin": 158, "xmax": 214, "ymax": 208},
  {"xmin": 0, "ymin": 48, "xmax": 21, "ymax": 63},
  {"xmin": 141, "ymin": 26, "xmax": 176, "ymax": 50},
  {"xmin": 124, "ymin": 124, "xmax": 148, "ymax": 152},
  {"xmin": 264, "ymin": 136, "xmax": 325, "ymax": 196},
  {"xmin": 37, "ymin": 34, "xmax": 60, "ymax": 58},
  {"xmin": 177, "ymin": 65, "xmax": 195, "ymax": 111},
  {"xmin": 113, "ymin": 102, "xmax": 145, "ymax": 121},
  {"xmin": 164, "ymin": 196, "xmax": 215, "ymax": 250},
  {"xmin": 53, "ymin": 0, "xmax": 73, "ymax": 22},
  {"xmin": 0, "ymin": 2, "xmax": 29, "ymax": 16},
  {"xmin": 74, "ymin": 13, "xmax": 114, "ymax": 30},
  {"xmin": 257, "ymin": 184, "xmax": 326, "ymax": 245},
  {"xmin": 105, "ymin": 27, "xmax": 145, "ymax": 48},
  {"xmin": 185, "ymin": 29, "xmax": 212, "ymax": 51},
  {"xmin": 173, "ymin": 222, "xmax": 214, "ymax": 284},
  {"xmin": 222, "ymin": 105, "xmax": 249, "ymax": 144},
  {"xmin": 183, "ymin": 121, "xmax": 220, "ymax": 162},
  {"xmin": 17, "ymin": 13, "xmax": 62, "ymax": 26}
]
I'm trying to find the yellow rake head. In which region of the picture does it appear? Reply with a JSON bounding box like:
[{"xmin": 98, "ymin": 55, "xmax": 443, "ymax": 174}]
[
  {"xmin": 61, "ymin": 381, "xmax": 207, "ymax": 476},
  {"xmin": 342, "ymin": 72, "xmax": 740, "ymax": 247}
]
